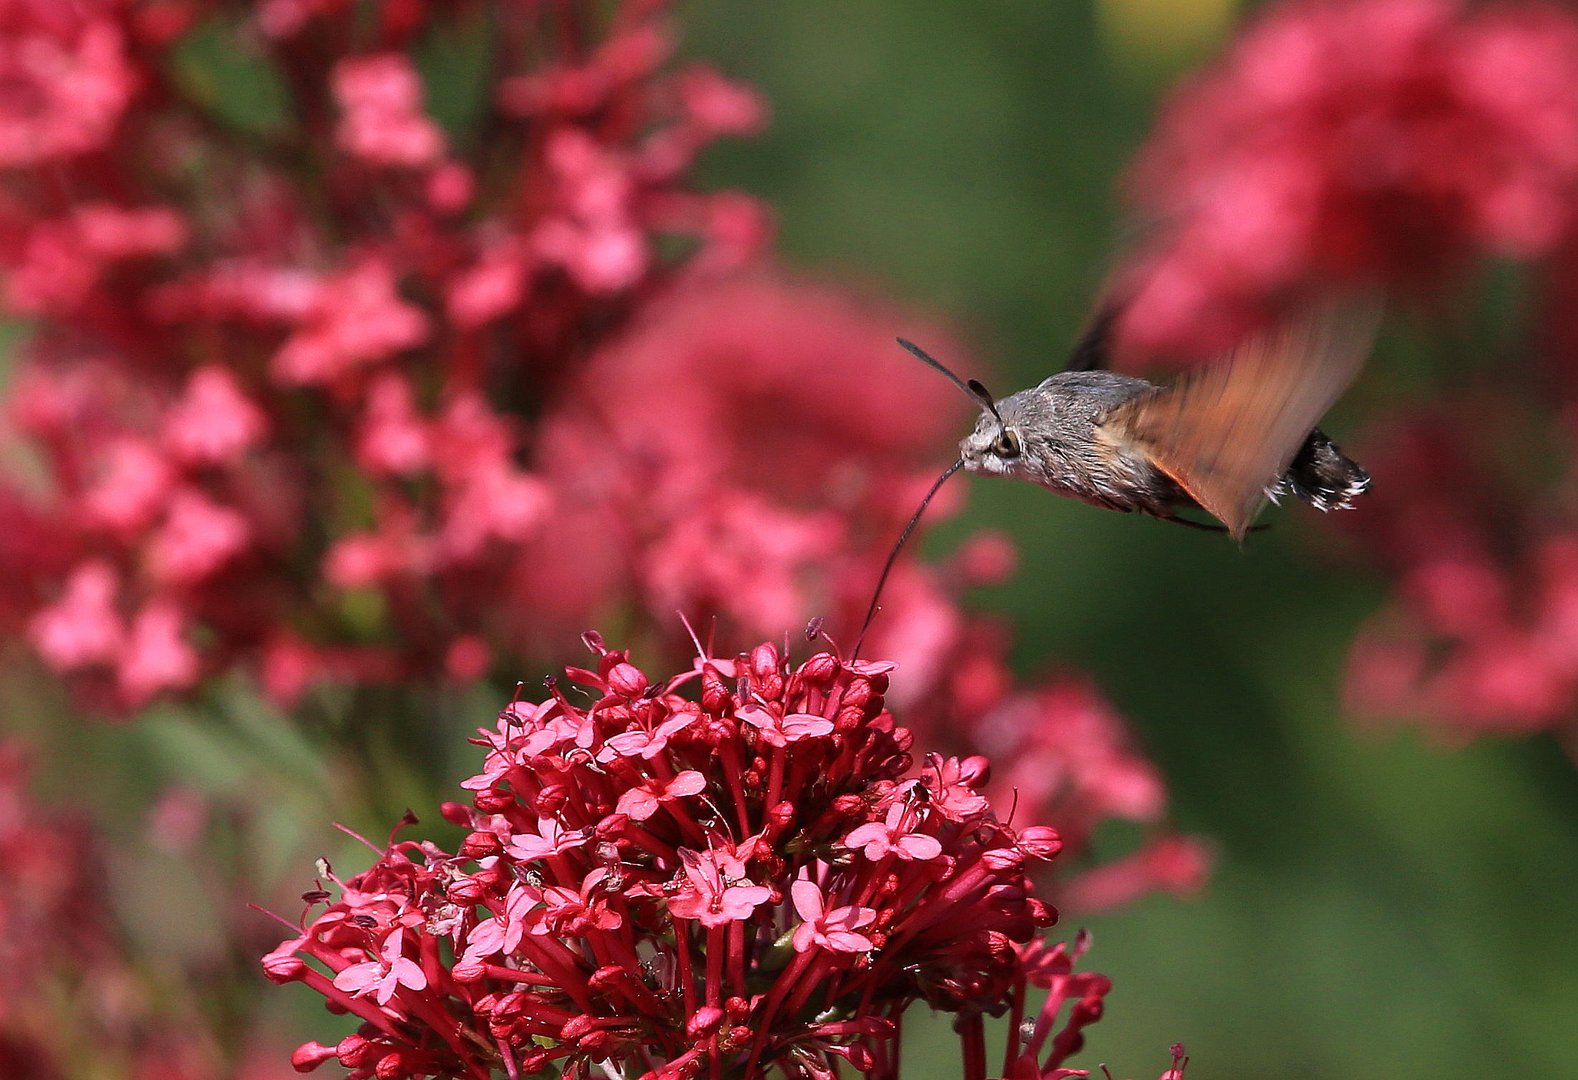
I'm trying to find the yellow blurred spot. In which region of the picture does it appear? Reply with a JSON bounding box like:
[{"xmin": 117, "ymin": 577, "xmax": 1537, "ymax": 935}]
[{"xmin": 1097, "ymin": 0, "xmax": 1240, "ymax": 81}]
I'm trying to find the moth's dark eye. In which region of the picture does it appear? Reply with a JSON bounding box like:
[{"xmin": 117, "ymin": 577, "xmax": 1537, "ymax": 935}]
[{"xmin": 994, "ymin": 429, "xmax": 1022, "ymax": 458}]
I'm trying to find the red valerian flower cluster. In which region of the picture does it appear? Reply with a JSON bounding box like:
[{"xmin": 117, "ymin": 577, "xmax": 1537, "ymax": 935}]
[
  {"xmin": 264, "ymin": 638, "xmax": 1180, "ymax": 1080},
  {"xmin": 0, "ymin": 0, "xmax": 768, "ymax": 711},
  {"xmin": 0, "ymin": 741, "xmax": 296, "ymax": 1080},
  {"xmin": 1117, "ymin": 0, "xmax": 1578, "ymax": 356},
  {"xmin": 1339, "ymin": 404, "xmax": 1578, "ymax": 744},
  {"xmin": 442, "ymin": 272, "xmax": 965, "ymax": 655}
]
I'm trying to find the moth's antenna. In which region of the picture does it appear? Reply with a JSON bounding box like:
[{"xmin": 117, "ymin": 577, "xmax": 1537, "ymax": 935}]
[
  {"xmin": 896, "ymin": 338, "xmax": 1002, "ymax": 423},
  {"xmin": 853, "ymin": 457, "xmax": 966, "ymax": 659}
]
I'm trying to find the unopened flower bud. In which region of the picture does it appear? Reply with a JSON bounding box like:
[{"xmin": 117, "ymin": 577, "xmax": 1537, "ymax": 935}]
[
  {"xmin": 607, "ymin": 661, "xmax": 649, "ymax": 698},
  {"xmin": 798, "ymin": 651, "xmax": 839, "ymax": 685},
  {"xmin": 473, "ymin": 788, "xmax": 513, "ymax": 813},
  {"xmin": 460, "ymin": 830, "xmax": 502, "ymax": 858},
  {"xmin": 686, "ymin": 1005, "xmax": 724, "ymax": 1038},
  {"xmin": 290, "ymin": 1040, "xmax": 339, "ymax": 1072}
]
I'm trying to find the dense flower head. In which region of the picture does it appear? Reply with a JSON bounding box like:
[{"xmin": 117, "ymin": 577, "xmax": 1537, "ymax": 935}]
[
  {"xmin": 1119, "ymin": 0, "xmax": 1578, "ymax": 356},
  {"xmin": 263, "ymin": 637, "xmax": 1146, "ymax": 1080}
]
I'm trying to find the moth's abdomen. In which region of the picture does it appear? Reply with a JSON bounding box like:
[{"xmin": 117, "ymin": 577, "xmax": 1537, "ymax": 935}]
[{"xmin": 1274, "ymin": 428, "xmax": 1369, "ymax": 511}]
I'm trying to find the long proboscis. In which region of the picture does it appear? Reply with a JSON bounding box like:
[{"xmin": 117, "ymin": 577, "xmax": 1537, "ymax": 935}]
[
  {"xmin": 853, "ymin": 457, "xmax": 966, "ymax": 659},
  {"xmin": 896, "ymin": 338, "xmax": 1001, "ymax": 422}
]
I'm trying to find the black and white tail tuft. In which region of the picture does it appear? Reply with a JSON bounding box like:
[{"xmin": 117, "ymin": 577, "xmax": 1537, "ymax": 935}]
[{"xmin": 1268, "ymin": 428, "xmax": 1370, "ymax": 512}]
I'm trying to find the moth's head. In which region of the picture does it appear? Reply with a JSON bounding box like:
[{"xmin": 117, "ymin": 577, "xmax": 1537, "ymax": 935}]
[
  {"xmin": 891, "ymin": 336, "xmax": 1024, "ymax": 475},
  {"xmin": 959, "ymin": 411, "xmax": 1024, "ymax": 476}
]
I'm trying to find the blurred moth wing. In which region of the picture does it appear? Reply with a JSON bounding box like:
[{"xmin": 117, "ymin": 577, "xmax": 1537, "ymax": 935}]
[{"xmin": 1098, "ymin": 299, "xmax": 1381, "ymax": 540}]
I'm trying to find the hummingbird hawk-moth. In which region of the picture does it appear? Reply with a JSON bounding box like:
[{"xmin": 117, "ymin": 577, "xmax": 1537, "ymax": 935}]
[
  {"xmin": 916, "ymin": 299, "xmax": 1377, "ymax": 540},
  {"xmin": 854, "ymin": 299, "xmax": 1378, "ymax": 649}
]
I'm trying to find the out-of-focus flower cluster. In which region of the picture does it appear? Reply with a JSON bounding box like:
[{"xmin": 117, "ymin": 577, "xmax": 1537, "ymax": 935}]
[
  {"xmin": 265, "ymin": 638, "xmax": 1184, "ymax": 1080},
  {"xmin": 1113, "ymin": 0, "xmax": 1578, "ymax": 755},
  {"xmin": 1340, "ymin": 396, "xmax": 1578, "ymax": 744},
  {"xmin": 0, "ymin": 740, "xmax": 294, "ymax": 1080},
  {"xmin": 1118, "ymin": 0, "xmax": 1578, "ymax": 357},
  {"xmin": 1, "ymin": 0, "xmax": 770, "ymax": 711}
]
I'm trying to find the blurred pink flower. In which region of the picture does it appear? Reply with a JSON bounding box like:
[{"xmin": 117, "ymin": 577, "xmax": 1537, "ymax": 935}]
[
  {"xmin": 1121, "ymin": 0, "xmax": 1578, "ymax": 356},
  {"xmin": 1339, "ymin": 408, "xmax": 1578, "ymax": 742},
  {"xmin": 27, "ymin": 560, "xmax": 124, "ymax": 672},
  {"xmin": 518, "ymin": 272, "xmax": 967, "ymax": 647},
  {"xmin": 0, "ymin": 11, "xmax": 134, "ymax": 168},
  {"xmin": 163, "ymin": 367, "xmax": 268, "ymax": 466},
  {"xmin": 269, "ymin": 260, "xmax": 429, "ymax": 386},
  {"xmin": 0, "ymin": 0, "xmax": 774, "ymax": 713},
  {"xmin": 118, "ymin": 601, "xmax": 201, "ymax": 705},
  {"xmin": 333, "ymin": 54, "xmax": 446, "ymax": 169}
]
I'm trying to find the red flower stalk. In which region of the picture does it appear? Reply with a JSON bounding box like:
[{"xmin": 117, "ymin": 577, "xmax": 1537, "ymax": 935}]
[
  {"xmin": 263, "ymin": 636, "xmax": 1169, "ymax": 1080},
  {"xmin": 1118, "ymin": 0, "xmax": 1578, "ymax": 357}
]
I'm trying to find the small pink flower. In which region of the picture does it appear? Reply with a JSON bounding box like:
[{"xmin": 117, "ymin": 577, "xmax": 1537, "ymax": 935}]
[
  {"xmin": 538, "ymin": 867, "xmax": 623, "ymax": 934},
  {"xmin": 790, "ymin": 880, "xmax": 876, "ymax": 954},
  {"xmin": 615, "ymin": 769, "xmax": 706, "ymax": 821},
  {"xmin": 736, "ymin": 703, "xmax": 834, "ymax": 747},
  {"xmin": 81, "ymin": 439, "xmax": 174, "ymax": 536},
  {"xmin": 667, "ymin": 847, "xmax": 770, "ymax": 928},
  {"xmin": 332, "ymin": 928, "xmax": 428, "ymax": 1005},
  {"xmin": 270, "ymin": 261, "xmax": 428, "ymax": 385},
  {"xmin": 117, "ymin": 602, "xmax": 200, "ymax": 706},
  {"xmin": 675, "ymin": 67, "xmax": 767, "ymax": 138},
  {"xmin": 146, "ymin": 490, "xmax": 251, "ymax": 586},
  {"xmin": 323, "ymin": 531, "xmax": 416, "ymax": 589},
  {"xmin": 505, "ymin": 816, "xmax": 588, "ymax": 862},
  {"xmin": 603, "ymin": 712, "xmax": 697, "ymax": 760},
  {"xmin": 919, "ymin": 755, "xmax": 991, "ymax": 822},
  {"xmin": 355, "ymin": 375, "xmax": 432, "ymax": 476},
  {"xmin": 843, "ymin": 802, "xmax": 943, "ymax": 862},
  {"xmin": 460, "ymin": 882, "xmax": 541, "ymax": 964},
  {"xmin": 28, "ymin": 561, "xmax": 125, "ymax": 672},
  {"xmin": 446, "ymin": 242, "xmax": 528, "ymax": 328}
]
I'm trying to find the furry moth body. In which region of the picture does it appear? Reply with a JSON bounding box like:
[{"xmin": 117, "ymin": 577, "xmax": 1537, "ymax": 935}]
[{"xmin": 914, "ymin": 301, "xmax": 1377, "ymax": 541}]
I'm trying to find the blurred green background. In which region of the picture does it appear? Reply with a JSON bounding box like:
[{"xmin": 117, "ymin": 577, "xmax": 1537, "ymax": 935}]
[{"xmin": 682, "ymin": 1, "xmax": 1578, "ymax": 1077}]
